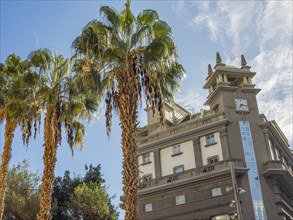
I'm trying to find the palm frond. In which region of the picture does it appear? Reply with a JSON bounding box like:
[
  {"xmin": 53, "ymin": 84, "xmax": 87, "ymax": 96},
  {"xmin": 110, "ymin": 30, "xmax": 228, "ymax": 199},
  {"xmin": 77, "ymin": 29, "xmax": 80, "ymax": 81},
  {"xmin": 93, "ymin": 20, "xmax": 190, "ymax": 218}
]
[
  {"xmin": 137, "ymin": 9, "xmax": 159, "ymax": 26},
  {"xmin": 99, "ymin": 6, "xmax": 119, "ymax": 29},
  {"xmin": 153, "ymin": 20, "xmax": 172, "ymax": 38},
  {"xmin": 28, "ymin": 48, "xmax": 52, "ymax": 72}
]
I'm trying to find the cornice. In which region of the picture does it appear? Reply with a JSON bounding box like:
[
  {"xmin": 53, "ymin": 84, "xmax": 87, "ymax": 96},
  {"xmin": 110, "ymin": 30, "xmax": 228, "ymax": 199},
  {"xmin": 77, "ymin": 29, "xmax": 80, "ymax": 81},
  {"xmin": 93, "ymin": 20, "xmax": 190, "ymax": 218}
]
[
  {"xmin": 138, "ymin": 118, "xmax": 230, "ymax": 154},
  {"xmin": 204, "ymin": 85, "xmax": 238, "ymax": 106}
]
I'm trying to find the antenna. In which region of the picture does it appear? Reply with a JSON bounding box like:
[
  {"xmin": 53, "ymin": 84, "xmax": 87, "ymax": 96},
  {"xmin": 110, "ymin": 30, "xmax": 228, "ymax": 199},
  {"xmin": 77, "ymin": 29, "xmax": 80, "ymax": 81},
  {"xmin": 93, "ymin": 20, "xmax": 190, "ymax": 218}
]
[
  {"xmin": 200, "ymin": 109, "xmax": 205, "ymax": 118},
  {"xmin": 184, "ymin": 105, "xmax": 195, "ymax": 115}
]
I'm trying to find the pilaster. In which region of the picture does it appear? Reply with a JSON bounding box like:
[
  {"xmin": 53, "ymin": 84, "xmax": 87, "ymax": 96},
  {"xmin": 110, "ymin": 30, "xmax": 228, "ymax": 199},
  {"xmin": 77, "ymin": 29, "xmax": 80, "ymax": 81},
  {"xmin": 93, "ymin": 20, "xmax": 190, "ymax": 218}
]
[
  {"xmin": 193, "ymin": 137, "xmax": 202, "ymax": 167},
  {"xmin": 262, "ymin": 129, "xmax": 274, "ymax": 160},
  {"xmin": 219, "ymin": 128, "xmax": 230, "ymax": 160},
  {"xmin": 153, "ymin": 149, "xmax": 162, "ymax": 178}
]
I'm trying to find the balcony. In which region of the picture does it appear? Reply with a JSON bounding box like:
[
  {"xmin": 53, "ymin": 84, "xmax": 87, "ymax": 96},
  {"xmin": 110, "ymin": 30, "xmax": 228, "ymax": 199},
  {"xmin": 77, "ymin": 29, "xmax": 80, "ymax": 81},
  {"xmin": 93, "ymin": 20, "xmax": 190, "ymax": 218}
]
[
  {"xmin": 263, "ymin": 160, "xmax": 292, "ymax": 176},
  {"xmin": 139, "ymin": 160, "xmax": 245, "ymax": 191},
  {"xmin": 263, "ymin": 160, "xmax": 293, "ymax": 189}
]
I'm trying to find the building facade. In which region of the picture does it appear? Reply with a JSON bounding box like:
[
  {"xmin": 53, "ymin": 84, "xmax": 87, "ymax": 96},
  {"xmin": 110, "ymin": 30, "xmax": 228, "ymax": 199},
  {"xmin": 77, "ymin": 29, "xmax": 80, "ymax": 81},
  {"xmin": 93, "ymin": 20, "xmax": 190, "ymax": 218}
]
[{"xmin": 137, "ymin": 53, "xmax": 293, "ymax": 220}]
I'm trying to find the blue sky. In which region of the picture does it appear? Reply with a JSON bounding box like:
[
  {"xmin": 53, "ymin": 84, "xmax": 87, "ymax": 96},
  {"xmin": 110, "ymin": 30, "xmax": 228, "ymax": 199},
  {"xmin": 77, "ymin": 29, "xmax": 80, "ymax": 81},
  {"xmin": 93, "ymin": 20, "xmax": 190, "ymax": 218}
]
[{"xmin": 1, "ymin": 0, "xmax": 292, "ymax": 218}]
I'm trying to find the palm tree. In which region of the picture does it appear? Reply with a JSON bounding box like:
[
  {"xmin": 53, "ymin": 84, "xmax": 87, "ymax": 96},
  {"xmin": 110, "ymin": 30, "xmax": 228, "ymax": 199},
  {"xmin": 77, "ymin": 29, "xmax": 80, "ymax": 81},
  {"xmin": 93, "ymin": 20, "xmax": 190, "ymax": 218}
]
[
  {"xmin": 28, "ymin": 49, "xmax": 98, "ymax": 220},
  {"xmin": 0, "ymin": 55, "xmax": 41, "ymax": 218},
  {"xmin": 73, "ymin": 1, "xmax": 185, "ymax": 219}
]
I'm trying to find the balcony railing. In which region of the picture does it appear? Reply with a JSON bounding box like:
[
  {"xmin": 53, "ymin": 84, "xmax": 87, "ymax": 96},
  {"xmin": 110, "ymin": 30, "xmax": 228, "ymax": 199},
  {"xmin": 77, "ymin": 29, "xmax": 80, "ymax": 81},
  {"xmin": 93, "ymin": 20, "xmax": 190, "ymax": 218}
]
[{"xmin": 139, "ymin": 160, "xmax": 244, "ymax": 190}]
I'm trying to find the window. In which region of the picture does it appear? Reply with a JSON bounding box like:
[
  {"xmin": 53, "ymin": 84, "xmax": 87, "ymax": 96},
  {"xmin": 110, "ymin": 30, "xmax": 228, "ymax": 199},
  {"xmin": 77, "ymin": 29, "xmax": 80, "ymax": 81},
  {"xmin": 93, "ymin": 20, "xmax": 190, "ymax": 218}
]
[
  {"xmin": 206, "ymin": 134, "xmax": 216, "ymax": 145},
  {"xmin": 208, "ymin": 156, "xmax": 219, "ymax": 165},
  {"xmin": 174, "ymin": 165, "xmax": 184, "ymax": 174},
  {"xmin": 172, "ymin": 145, "xmax": 182, "ymax": 155},
  {"xmin": 268, "ymin": 139, "xmax": 275, "ymax": 160},
  {"xmin": 143, "ymin": 154, "xmax": 151, "ymax": 164},
  {"xmin": 175, "ymin": 195, "xmax": 185, "ymax": 205},
  {"xmin": 211, "ymin": 187, "xmax": 222, "ymax": 197},
  {"xmin": 144, "ymin": 203, "xmax": 152, "ymax": 212},
  {"xmin": 275, "ymin": 148, "xmax": 281, "ymax": 160},
  {"xmin": 283, "ymin": 158, "xmax": 289, "ymax": 168},
  {"xmin": 142, "ymin": 174, "xmax": 152, "ymax": 182},
  {"xmin": 212, "ymin": 104, "xmax": 219, "ymax": 112},
  {"xmin": 211, "ymin": 214, "xmax": 230, "ymax": 220}
]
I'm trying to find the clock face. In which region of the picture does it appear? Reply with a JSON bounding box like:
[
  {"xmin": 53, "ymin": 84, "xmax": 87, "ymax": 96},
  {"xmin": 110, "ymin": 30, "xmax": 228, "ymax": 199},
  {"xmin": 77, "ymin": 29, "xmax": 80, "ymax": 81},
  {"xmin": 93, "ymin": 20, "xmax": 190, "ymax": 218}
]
[{"xmin": 235, "ymin": 99, "xmax": 249, "ymax": 112}]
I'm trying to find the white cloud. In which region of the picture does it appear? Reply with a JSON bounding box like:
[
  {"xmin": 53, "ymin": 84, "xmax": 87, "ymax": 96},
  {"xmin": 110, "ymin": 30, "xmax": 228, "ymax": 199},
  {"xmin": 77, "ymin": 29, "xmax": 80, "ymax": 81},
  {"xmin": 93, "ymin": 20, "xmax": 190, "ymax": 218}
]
[
  {"xmin": 175, "ymin": 88, "xmax": 208, "ymax": 113},
  {"xmin": 251, "ymin": 1, "xmax": 293, "ymax": 146},
  {"xmin": 258, "ymin": 1, "xmax": 292, "ymax": 50},
  {"xmin": 173, "ymin": 1, "xmax": 293, "ymax": 145},
  {"xmin": 189, "ymin": 1, "xmax": 263, "ymax": 57},
  {"xmin": 171, "ymin": 0, "xmax": 190, "ymax": 19}
]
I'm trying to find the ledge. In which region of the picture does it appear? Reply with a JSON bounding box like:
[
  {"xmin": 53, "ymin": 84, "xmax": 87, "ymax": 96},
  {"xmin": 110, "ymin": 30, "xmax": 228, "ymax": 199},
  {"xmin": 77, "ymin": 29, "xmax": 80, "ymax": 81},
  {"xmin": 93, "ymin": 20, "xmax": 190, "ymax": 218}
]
[
  {"xmin": 205, "ymin": 142, "xmax": 217, "ymax": 147},
  {"xmin": 262, "ymin": 160, "xmax": 293, "ymax": 188},
  {"xmin": 141, "ymin": 161, "xmax": 152, "ymax": 166},
  {"xmin": 263, "ymin": 160, "xmax": 288, "ymax": 176},
  {"xmin": 240, "ymin": 86, "xmax": 260, "ymax": 94},
  {"xmin": 171, "ymin": 152, "xmax": 183, "ymax": 157}
]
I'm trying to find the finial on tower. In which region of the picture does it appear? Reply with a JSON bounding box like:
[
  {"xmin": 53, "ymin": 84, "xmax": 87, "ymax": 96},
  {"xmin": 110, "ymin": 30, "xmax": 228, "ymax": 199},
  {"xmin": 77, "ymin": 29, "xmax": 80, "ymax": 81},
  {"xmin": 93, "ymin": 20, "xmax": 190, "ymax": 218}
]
[
  {"xmin": 216, "ymin": 52, "xmax": 222, "ymax": 64},
  {"xmin": 241, "ymin": 54, "xmax": 251, "ymax": 69},
  {"xmin": 241, "ymin": 54, "xmax": 247, "ymax": 67},
  {"xmin": 214, "ymin": 52, "xmax": 226, "ymax": 69},
  {"xmin": 208, "ymin": 64, "xmax": 213, "ymax": 76}
]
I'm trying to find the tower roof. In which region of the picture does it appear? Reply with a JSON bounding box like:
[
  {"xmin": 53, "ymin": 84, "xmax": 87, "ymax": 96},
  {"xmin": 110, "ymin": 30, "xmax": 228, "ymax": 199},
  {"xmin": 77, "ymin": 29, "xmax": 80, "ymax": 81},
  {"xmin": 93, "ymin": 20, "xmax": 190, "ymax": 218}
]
[{"xmin": 203, "ymin": 53, "xmax": 256, "ymax": 90}]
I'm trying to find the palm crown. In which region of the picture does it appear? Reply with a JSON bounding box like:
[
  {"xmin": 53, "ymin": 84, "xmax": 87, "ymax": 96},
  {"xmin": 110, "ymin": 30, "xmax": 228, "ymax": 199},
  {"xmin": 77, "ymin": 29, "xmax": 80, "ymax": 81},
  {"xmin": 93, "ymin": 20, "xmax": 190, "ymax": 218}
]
[
  {"xmin": 73, "ymin": 0, "xmax": 185, "ymax": 135},
  {"xmin": 29, "ymin": 49, "xmax": 98, "ymax": 151},
  {"xmin": 0, "ymin": 54, "xmax": 41, "ymax": 143}
]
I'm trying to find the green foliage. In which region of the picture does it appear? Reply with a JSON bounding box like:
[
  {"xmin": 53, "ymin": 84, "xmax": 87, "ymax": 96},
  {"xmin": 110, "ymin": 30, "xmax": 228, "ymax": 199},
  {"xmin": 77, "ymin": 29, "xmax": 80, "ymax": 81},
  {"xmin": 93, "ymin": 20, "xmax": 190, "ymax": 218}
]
[
  {"xmin": 3, "ymin": 160, "xmax": 40, "ymax": 220},
  {"xmin": 52, "ymin": 164, "xmax": 118, "ymax": 220},
  {"xmin": 3, "ymin": 161, "xmax": 117, "ymax": 220},
  {"xmin": 68, "ymin": 182, "xmax": 117, "ymax": 220},
  {"xmin": 51, "ymin": 171, "xmax": 81, "ymax": 219},
  {"xmin": 84, "ymin": 164, "xmax": 105, "ymax": 185}
]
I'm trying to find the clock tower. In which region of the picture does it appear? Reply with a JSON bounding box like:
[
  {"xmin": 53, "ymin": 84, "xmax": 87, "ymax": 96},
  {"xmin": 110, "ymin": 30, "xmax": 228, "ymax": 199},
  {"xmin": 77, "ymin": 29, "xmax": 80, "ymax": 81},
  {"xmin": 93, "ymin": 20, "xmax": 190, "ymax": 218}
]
[
  {"xmin": 203, "ymin": 52, "xmax": 264, "ymax": 159},
  {"xmin": 204, "ymin": 52, "xmax": 269, "ymax": 219}
]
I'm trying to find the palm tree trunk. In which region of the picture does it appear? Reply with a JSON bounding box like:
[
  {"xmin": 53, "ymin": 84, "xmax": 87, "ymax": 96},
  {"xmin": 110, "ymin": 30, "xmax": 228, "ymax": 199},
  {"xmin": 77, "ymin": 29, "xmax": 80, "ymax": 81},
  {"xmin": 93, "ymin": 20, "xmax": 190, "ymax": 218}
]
[
  {"xmin": 117, "ymin": 70, "xmax": 140, "ymax": 220},
  {"xmin": 37, "ymin": 105, "xmax": 58, "ymax": 220},
  {"xmin": 0, "ymin": 109, "xmax": 5, "ymax": 122},
  {"xmin": 0, "ymin": 120, "xmax": 17, "ymax": 219}
]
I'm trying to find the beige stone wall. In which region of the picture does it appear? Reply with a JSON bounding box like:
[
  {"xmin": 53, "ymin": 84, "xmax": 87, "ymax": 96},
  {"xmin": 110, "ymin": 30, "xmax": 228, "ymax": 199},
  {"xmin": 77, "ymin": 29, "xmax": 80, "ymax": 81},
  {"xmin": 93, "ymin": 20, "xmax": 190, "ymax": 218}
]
[
  {"xmin": 138, "ymin": 152, "xmax": 156, "ymax": 179},
  {"xmin": 160, "ymin": 140, "xmax": 196, "ymax": 176},
  {"xmin": 200, "ymin": 132, "xmax": 223, "ymax": 165}
]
